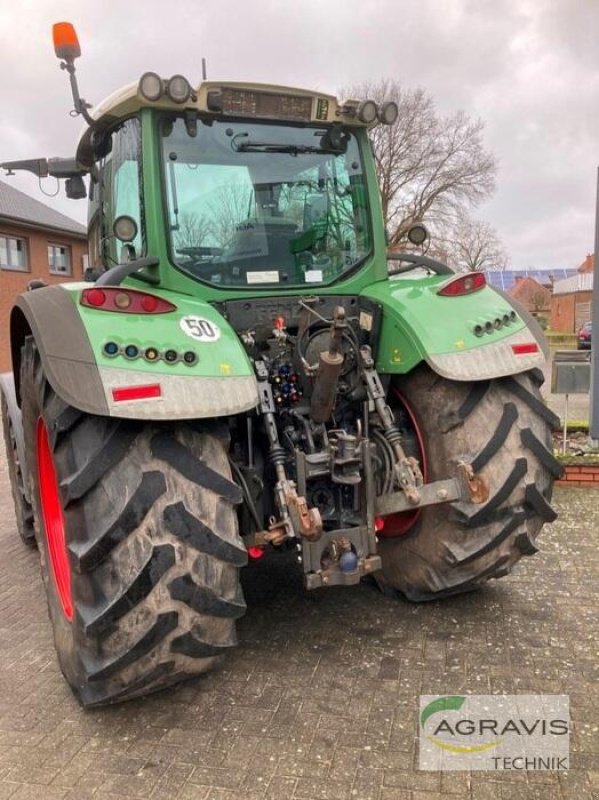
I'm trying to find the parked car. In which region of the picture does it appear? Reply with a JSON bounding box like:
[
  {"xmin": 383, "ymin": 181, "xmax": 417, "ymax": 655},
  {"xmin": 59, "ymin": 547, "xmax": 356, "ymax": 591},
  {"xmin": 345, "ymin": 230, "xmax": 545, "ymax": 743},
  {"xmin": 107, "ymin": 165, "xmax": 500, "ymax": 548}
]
[{"xmin": 577, "ymin": 321, "xmax": 592, "ymax": 349}]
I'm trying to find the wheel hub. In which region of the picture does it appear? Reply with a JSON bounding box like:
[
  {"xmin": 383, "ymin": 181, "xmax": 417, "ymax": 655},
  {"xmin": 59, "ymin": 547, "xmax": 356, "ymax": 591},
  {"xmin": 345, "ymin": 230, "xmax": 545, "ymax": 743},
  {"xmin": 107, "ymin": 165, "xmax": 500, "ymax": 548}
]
[{"xmin": 36, "ymin": 418, "xmax": 73, "ymax": 620}]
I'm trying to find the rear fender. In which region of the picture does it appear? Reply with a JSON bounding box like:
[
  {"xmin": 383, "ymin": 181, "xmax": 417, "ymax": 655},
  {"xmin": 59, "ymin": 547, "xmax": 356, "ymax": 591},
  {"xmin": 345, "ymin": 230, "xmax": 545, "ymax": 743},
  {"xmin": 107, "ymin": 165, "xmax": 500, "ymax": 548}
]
[
  {"xmin": 10, "ymin": 285, "xmax": 259, "ymax": 419},
  {"xmin": 363, "ymin": 278, "xmax": 548, "ymax": 381}
]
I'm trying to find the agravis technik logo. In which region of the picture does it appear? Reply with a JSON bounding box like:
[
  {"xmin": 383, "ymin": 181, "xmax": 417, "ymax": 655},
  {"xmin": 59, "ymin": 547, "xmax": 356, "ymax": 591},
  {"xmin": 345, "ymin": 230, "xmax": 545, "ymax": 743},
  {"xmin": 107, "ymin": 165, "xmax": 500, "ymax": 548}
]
[{"xmin": 419, "ymin": 695, "xmax": 569, "ymax": 771}]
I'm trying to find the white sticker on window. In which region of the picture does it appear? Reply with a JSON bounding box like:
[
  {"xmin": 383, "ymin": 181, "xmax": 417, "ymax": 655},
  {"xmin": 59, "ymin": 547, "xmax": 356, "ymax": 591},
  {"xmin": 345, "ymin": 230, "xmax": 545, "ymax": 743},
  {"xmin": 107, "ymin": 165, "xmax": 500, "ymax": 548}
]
[
  {"xmin": 305, "ymin": 270, "xmax": 323, "ymax": 283},
  {"xmin": 180, "ymin": 316, "xmax": 221, "ymax": 342},
  {"xmin": 246, "ymin": 271, "xmax": 280, "ymax": 284}
]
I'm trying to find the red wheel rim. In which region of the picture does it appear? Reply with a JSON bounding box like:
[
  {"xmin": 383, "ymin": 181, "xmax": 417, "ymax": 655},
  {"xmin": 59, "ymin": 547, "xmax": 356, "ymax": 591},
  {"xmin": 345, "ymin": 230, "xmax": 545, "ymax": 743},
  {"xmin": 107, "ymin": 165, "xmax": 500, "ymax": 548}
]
[
  {"xmin": 376, "ymin": 387, "xmax": 428, "ymax": 538},
  {"xmin": 36, "ymin": 418, "xmax": 73, "ymax": 620}
]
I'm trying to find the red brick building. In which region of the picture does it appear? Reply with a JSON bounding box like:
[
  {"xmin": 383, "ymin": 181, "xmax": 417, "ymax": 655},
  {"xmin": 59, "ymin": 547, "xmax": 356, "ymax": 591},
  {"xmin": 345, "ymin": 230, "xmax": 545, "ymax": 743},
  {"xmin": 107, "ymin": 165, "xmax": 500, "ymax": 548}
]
[
  {"xmin": 508, "ymin": 276, "xmax": 551, "ymax": 319},
  {"xmin": 549, "ymin": 254, "xmax": 594, "ymax": 333},
  {"xmin": 0, "ymin": 180, "xmax": 88, "ymax": 372}
]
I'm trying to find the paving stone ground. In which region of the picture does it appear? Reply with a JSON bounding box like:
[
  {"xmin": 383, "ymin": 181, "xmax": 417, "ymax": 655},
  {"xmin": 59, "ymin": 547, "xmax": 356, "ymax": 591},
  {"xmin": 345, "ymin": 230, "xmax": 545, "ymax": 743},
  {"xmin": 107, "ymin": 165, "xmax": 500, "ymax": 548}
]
[{"xmin": 0, "ymin": 449, "xmax": 597, "ymax": 799}]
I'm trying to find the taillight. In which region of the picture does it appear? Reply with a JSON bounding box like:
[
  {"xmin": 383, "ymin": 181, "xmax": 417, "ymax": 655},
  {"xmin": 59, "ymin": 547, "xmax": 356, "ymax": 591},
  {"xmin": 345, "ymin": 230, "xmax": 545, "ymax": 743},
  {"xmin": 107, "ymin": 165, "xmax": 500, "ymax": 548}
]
[
  {"xmin": 437, "ymin": 272, "xmax": 486, "ymax": 297},
  {"xmin": 80, "ymin": 287, "xmax": 176, "ymax": 314}
]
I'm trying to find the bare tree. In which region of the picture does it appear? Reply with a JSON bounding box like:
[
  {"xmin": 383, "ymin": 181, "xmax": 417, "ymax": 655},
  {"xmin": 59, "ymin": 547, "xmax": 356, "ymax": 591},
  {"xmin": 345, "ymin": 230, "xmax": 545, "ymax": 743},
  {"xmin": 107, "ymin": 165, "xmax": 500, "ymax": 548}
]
[
  {"xmin": 436, "ymin": 217, "xmax": 509, "ymax": 272},
  {"xmin": 209, "ymin": 183, "xmax": 253, "ymax": 248},
  {"xmin": 174, "ymin": 212, "xmax": 211, "ymax": 252},
  {"xmin": 343, "ymin": 79, "xmax": 497, "ymax": 248}
]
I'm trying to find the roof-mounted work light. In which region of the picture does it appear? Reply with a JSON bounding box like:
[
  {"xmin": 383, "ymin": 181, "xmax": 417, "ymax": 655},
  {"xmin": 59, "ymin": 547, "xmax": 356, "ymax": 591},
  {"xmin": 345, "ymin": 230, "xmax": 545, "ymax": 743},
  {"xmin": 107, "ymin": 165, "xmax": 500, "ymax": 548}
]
[
  {"xmin": 378, "ymin": 101, "xmax": 398, "ymax": 125},
  {"xmin": 139, "ymin": 72, "xmax": 163, "ymax": 102},
  {"xmin": 357, "ymin": 100, "xmax": 378, "ymax": 124},
  {"xmin": 167, "ymin": 75, "xmax": 192, "ymax": 104}
]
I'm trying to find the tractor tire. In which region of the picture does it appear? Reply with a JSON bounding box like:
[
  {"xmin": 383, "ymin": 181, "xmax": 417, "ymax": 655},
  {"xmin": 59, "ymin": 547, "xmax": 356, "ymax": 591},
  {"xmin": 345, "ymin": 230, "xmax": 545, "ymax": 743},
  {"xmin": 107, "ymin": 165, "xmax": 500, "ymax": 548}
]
[
  {"xmin": 377, "ymin": 365, "xmax": 562, "ymax": 601},
  {"xmin": 21, "ymin": 337, "xmax": 247, "ymax": 706},
  {"xmin": 1, "ymin": 391, "xmax": 36, "ymax": 547}
]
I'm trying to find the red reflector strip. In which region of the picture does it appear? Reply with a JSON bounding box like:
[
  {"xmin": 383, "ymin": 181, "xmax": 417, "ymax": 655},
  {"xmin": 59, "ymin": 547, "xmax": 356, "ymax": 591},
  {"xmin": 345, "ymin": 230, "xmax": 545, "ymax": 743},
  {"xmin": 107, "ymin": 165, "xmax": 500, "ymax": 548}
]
[
  {"xmin": 112, "ymin": 384, "xmax": 162, "ymax": 402},
  {"xmin": 511, "ymin": 343, "xmax": 539, "ymax": 355}
]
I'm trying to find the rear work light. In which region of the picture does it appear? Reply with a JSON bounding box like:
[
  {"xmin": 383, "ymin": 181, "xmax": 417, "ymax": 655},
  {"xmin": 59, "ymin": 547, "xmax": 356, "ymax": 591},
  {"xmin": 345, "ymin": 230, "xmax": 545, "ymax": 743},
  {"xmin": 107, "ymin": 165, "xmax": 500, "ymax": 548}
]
[
  {"xmin": 437, "ymin": 272, "xmax": 486, "ymax": 297},
  {"xmin": 80, "ymin": 288, "xmax": 176, "ymax": 314}
]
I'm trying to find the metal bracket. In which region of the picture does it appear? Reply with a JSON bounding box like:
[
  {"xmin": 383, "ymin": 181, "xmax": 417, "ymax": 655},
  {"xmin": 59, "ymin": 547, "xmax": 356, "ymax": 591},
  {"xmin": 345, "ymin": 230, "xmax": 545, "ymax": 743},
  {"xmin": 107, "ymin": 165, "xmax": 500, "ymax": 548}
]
[{"xmin": 374, "ymin": 462, "xmax": 488, "ymax": 516}]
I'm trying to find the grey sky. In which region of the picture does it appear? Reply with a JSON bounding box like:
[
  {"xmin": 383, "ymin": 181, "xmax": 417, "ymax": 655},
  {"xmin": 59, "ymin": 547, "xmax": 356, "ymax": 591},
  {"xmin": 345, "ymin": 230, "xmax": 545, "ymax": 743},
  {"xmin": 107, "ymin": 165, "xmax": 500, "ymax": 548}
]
[{"xmin": 1, "ymin": 0, "xmax": 597, "ymax": 269}]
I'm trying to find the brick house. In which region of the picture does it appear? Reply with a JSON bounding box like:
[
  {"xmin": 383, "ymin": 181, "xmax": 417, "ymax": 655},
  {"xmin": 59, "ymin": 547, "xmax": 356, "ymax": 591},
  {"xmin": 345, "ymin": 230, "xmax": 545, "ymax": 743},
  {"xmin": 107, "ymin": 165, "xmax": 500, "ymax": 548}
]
[
  {"xmin": 508, "ymin": 276, "xmax": 551, "ymax": 320},
  {"xmin": 549, "ymin": 254, "xmax": 594, "ymax": 333},
  {"xmin": 0, "ymin": 180, "xmax": 88, "ymax": 372}
]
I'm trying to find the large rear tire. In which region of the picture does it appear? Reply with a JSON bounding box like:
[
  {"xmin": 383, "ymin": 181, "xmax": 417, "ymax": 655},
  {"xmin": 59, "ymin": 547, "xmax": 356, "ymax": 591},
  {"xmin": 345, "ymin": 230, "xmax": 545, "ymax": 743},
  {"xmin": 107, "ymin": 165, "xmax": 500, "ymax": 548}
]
[
  {"xmin": 1, "ymin": 392, "xmax": 35, "ymax": 547},
  {"xmin": 21, "ymin": 337, "xmax": 247, "ymax": 706},
  {"xmin": 377, "ymin": 366, "xmax": 562, "ymax": 601}
]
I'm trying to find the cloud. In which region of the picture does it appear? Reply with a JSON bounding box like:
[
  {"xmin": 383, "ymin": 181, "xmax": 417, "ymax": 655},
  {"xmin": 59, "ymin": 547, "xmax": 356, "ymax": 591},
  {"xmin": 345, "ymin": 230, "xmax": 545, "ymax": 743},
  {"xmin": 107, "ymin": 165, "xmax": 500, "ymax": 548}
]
[{"xmin": 0, "ymin": 0, "xmax": 596, "ymax": 268}]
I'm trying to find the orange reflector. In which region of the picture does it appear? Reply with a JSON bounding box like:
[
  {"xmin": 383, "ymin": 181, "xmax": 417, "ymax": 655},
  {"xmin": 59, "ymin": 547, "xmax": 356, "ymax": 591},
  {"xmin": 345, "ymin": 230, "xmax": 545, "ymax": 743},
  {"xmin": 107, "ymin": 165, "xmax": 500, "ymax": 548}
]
[
  {"xmin": 112, "ymin": 384, "xmax": 162, "ymax": 402},
  {"xmin": 247, "ymin": 546, "xmax": 265, "ymax": 560},
  {"xmin": 511, "ymin": 343, "xmax": 539, "ymax": 355},
  {"xmin": 52, "ymin": 22, "xmax": 81, "ymax": 61}
]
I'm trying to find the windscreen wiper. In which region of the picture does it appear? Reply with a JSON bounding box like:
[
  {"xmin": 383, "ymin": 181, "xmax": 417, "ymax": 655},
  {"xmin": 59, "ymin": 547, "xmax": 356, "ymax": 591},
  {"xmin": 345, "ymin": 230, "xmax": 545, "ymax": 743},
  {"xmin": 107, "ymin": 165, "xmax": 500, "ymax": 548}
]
[
  {"xmin": 232, "ymin": 134, "xmax": 338, "ymax": 155},
  {"xmin": 237, "ymin": 142, "xmax": 337, "ymax": 155}
]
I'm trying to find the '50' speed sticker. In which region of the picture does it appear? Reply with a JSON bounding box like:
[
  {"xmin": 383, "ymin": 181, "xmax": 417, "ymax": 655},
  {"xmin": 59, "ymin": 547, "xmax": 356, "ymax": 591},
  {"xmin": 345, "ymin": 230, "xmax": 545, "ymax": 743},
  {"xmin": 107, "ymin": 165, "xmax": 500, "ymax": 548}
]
[{"xmin": 180, "ymin": 316, "xmax": 221, "ymax": 342}]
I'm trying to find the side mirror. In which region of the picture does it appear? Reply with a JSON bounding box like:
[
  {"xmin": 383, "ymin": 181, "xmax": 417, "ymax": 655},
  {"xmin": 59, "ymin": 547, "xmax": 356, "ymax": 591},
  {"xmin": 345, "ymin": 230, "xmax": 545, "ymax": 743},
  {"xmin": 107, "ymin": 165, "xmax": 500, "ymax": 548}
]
[{"xmin": 65, "ymin": 175, "xmax": 87, "ymax": 199}]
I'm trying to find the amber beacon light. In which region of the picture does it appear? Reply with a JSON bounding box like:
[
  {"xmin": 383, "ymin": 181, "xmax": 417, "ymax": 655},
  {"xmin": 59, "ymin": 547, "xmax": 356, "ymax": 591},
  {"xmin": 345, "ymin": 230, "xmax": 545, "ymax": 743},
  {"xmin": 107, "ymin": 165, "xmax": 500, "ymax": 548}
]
[{"xmin": 52, "ymin": 22, "xmax": 81, "ymax": 62}]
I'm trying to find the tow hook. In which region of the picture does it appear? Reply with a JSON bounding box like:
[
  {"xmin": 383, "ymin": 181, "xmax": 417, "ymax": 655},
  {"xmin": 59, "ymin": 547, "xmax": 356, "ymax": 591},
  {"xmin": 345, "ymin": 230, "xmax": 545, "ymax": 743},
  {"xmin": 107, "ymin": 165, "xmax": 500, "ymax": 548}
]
[
  {"xmin": 251, "ymin": 487, "xmax": 323, "ymax": 548},
  {"xmin": 286, "ymin": 487, "xmax": 323, "ymax": 541}
]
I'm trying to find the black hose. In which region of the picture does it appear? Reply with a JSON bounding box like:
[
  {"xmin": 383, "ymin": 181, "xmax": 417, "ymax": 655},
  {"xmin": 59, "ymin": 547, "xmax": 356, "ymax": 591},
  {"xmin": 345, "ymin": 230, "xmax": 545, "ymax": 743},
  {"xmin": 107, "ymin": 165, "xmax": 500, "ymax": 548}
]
[{"xmin": 229, "ymin": 459, "xmax": 263, "ymax": 531}]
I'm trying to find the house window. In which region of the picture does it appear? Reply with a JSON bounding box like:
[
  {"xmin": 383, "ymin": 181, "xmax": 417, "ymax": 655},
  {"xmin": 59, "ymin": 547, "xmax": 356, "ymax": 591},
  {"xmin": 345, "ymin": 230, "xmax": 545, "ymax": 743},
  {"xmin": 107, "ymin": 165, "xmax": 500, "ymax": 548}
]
[
  {"xmin": 0, "ymin": 235, "xmax": 29, "ymax": 271},
  {"xmin": 48, "ymin": 243, "xmax": 72, "ymax": 276}
]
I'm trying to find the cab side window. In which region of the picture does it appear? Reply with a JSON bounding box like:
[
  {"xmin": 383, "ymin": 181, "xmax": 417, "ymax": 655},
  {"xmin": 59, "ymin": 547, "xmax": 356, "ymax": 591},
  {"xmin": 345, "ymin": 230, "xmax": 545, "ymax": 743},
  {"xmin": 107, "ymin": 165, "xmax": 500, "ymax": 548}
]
[{"xmin": 90, "ymin": 117, "xmax": 144, "ymax": 269}]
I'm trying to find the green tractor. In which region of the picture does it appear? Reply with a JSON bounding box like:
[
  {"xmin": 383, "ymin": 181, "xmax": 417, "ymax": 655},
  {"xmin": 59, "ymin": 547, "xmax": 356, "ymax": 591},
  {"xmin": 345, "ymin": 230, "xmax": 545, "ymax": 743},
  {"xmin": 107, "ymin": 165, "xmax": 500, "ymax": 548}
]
[{"xmin": 0, "ymin": 23, "xmax": 561, "ymax": 706}]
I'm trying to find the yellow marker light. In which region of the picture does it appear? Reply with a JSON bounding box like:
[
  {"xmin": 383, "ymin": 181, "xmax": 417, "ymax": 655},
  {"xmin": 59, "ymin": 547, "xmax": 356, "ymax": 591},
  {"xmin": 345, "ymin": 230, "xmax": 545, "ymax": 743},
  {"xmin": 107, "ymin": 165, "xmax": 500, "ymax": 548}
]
[{"xmin": 144, "ymin": 347, "xmax": 159, "ymax": 361}]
